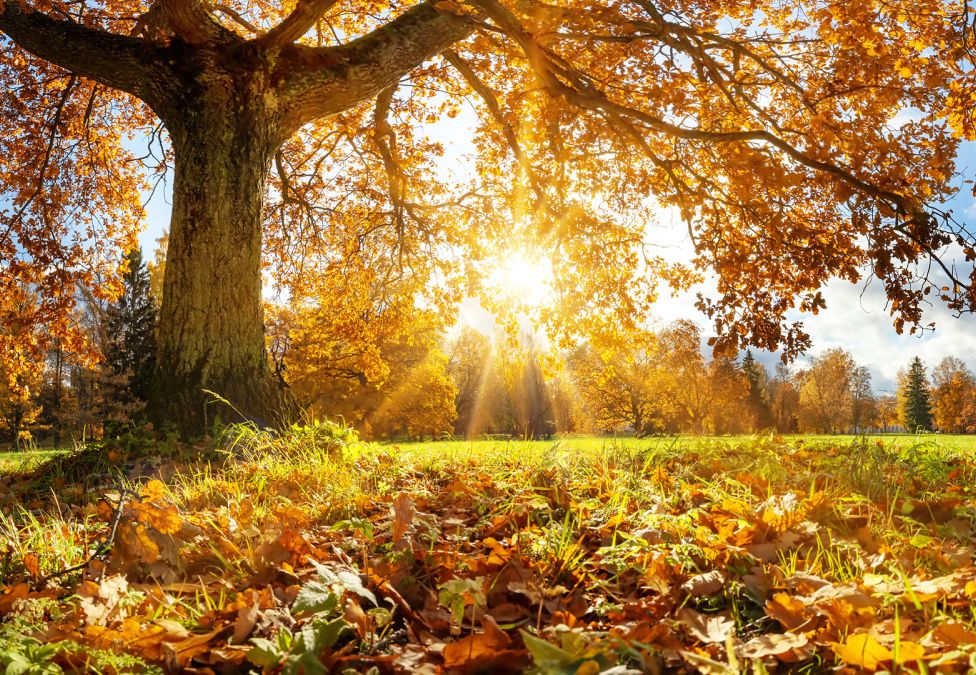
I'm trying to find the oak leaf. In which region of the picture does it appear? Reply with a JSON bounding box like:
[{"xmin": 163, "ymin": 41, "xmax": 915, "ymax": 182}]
[{"xmin": 831, "ymin": 633, "xmax": 892, "ymax": 671}]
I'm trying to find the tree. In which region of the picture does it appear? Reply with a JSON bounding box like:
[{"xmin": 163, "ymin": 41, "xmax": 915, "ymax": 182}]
[
  {"xmin": 769, "ymin": 364, "xmax": 800, "ymax": 433},
  {"xmin": 369, "ymin": 351, "xmax": 457, "ymax": 440},
  {"xmin": 0, "ymin": 369, "xmax": 42, "ymax": 451},
  {"xmin": 568, "ymin": 332, "xmax": 670, "ymax": 436},
  {"xmin": 850, "ymin": 366, "xmax": 876, "ymax": 435},
  {"xmin": 741, "ymin": 351, "xmax": 773, "ymax": 430},
  {"xmin": 898, "ymin": 357, "xmax": 933, "ymax": 433},
  {"xmin": 875, "ymin": 394, "xmax": 900, "ymax": 433},
  {"xmin": 446, "ymin": 327, "xmax": 494, "ymax": 438},
  {"xmin": 931, "ymin": 357, "xmax": 974, "ymax": 433},
  {"xmin": 797, "ymin": 349, "xmax": 856, "ymax": 434},
  {"xmin": 278, "ymin": 273, "xmax": 446, "ymax": 438},
  {"xmin": 105, "ymin": 248, "xmax": 158, "ymax": 416},
  {"xmin": 1, "ymin": 0, "xmax": 974, "ymax": 434}
]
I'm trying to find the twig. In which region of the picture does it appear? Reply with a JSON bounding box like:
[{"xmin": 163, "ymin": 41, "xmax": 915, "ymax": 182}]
[{"xmin": 31, "ymin": 484, "xmax": 136, "ymax": 589}]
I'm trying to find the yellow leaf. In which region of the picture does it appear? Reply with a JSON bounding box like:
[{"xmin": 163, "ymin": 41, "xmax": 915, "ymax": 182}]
[
  {"xmin": 141, "ymin": 480, "xmax": 168, "ymax": 501},
  {"xmin": 893, "ymin": 641, "xmax": 924, "ymax": 664},
  {"xmin": 832, "ymin": 633, "xmax": 892, "ymax": 671}
]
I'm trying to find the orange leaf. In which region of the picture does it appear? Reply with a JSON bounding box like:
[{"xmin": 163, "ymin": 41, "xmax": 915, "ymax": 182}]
[
  {"xmin": 23, "ymin": 553, "xmax": 40, "ymax": 578},
  {"xmin": 442, "ymin": 616, "xmax": 516, "ymax": 670},
  {"xmin": 0, "ymin": 583, "xmax": 29, "ymax": 615},
  {"xmin": 141, "ymin": 479, "xmax": 168, "ymax": 501},
  {"xmin": 765, "ymin": 593, "xmax": 808, "ymax": 630},
  {"xmin": 832, "ymin": 633, "xmax": 892, "ymax": 671},
  {"xmin": 392, "ymin": 492, "xmax": 415, "ymax": 543}
]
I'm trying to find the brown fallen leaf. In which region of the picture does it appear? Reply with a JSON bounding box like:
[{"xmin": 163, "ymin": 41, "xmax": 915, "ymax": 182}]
[
  {"xmin": 928, "ymin": 621, "xmax": 976, "ymax": 648},
  {"xmin": 739, "ymin": 632, "xmax": 809, "ymax": 659},
  {"xmin": 676, "ymin": 607, "xmax": 735, "ymax": 644},
  {"xmin": 442, "ymin": 616, "xmax": 523, "ymax": 671},
  {"xmin": 764, "ymin": 593, "xmax": 809, "ymax": 631},
  {"xmin": 0, "ymin": 583, "xmax": 28, "ymax": 615},
  {"xmin": 23, "ymin": 553, "xmax": 40, "ymax": 578},
  {"xmin": 392, "ymin": 492, "xmax": 415, "ymax": 543},
  {"xmin": 231, "ymin": 591, "xmax": 260, "ymax": 645},
  {"xmin": 682, "ymin": 570, "xmax": 727, "ymax": 597}
]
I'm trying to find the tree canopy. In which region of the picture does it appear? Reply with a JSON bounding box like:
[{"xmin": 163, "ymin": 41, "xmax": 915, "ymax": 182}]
[{"xmin": 1, "ymin": 0, "xmax": 975, "ymax": 430}]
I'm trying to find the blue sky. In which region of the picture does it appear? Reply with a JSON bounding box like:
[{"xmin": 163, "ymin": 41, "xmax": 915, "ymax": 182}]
[{"xmin": 135, "ymin": 118, "xmax": 976, "ymax": 393}]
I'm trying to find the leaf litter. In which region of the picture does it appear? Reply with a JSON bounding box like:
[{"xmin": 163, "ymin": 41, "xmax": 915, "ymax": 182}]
[{"xmin": 0, "ymin": 430, "xmax": 975, "ymax": 673}]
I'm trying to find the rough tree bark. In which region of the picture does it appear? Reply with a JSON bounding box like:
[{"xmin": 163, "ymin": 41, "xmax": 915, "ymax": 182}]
[{"xmin": 153, "ymin": 67, "xmax": 287, "ymax": 432}]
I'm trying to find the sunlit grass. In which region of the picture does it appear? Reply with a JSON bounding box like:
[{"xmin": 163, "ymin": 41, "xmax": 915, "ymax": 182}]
[{"xmin": 1, "ymin": 429, "xmax": 975, "ymax": 671}]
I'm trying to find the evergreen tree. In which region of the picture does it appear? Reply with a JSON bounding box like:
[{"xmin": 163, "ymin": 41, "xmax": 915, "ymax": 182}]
[
  {"xmin": 899, "ymin": 357, "xmax": 933, "ymax": 432},
  {"xmin": 105, "ymin": 248, "xmax": 158, "ymax": 419},
  {"xmin": 741, "ymin": 350, "xmax": 774, "ymax": 430}
]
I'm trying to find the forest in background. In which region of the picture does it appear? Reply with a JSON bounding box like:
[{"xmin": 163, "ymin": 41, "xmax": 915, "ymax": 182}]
[{"xmin": 3, "ymin": 244, "xmax": 973, "ymax": 450}]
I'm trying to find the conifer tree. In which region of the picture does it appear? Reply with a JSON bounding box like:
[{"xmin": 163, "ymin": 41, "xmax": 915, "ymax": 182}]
[
  {"xmin": 741, "ymin": 350, "xmax": 773, "ymax": 430},
  {"xmin": 105, "ymin": 248, "xmax": 158, "ymax": 418},
  {"xmin": 899, "ymin": 357, "xmax": 933, "ymax": 433}
]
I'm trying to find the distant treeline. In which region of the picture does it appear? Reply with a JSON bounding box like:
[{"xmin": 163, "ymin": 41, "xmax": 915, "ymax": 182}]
[{"xmin": 1, "ymin": 248, "xmax": 971, "ymax": 447}]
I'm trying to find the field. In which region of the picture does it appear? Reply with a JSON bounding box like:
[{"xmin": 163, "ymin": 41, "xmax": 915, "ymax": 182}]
[
  {"xmin": 0, "ymin": 429, "xmax": 975, "ymax": 672},
  {"xmin": 389, "ymin": 433, "xmax": 976, "ymax": 459}
]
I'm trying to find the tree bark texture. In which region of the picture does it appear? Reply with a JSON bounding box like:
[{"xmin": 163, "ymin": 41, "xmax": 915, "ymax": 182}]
[{"xmin": 151, "ymin": 66, "xmax": 289, "ymax": 434}]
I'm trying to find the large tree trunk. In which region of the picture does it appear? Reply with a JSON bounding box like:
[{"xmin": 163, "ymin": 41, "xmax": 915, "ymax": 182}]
[{"xmin": 151, "ymin": 96, "xmax": 290, "ymax": 436}]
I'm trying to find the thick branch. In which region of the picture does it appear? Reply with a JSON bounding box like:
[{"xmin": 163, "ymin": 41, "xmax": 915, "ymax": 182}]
[
  {"xmin": 138, "ymin": 0, "xmax": 240, "ymax": 46},
  {"xmin": 254, "ymin": 0, "xmax": 339, "ymax": 48},
  {"xmin": 0, "ymin": 2, "xmax": 169, "ymax": 104},
  {"xmin": 279, "ymin": 1, "xmax": 473, "ymax": 130}
]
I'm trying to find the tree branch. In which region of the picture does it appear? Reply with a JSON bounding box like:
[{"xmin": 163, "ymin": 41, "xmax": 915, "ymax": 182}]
[
  {"xmin": 137, "ymin": 0, "xmax": 240, "ymax": 46},
  {"xmin": 254, "ymin": 0, "xmax": 340, "ymax": 48},
  {"xmin": 278, "ymin": 1, "xmax": 473, "ymax": 131},
  {"xmin": 0, "ymin": 2, "xmax": 171, "ymax": 105}
]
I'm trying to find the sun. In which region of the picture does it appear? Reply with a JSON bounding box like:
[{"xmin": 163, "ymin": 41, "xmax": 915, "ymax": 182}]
[{"xmin": 485, "ymin": 250, "xmax": 554, "ymax": 310}]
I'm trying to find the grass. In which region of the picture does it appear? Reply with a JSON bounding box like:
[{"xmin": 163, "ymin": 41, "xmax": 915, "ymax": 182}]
[
  {"xmin": 0, "ymin": 449, "xmax": 68, "ymax": 474},
  {"xmin": 0, "ymin": 428, "xmax": 975, "ymax": 672}
]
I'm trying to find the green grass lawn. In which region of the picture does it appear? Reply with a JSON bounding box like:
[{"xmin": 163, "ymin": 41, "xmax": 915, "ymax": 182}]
[
  {"xmin": 2, "ymin": 432, "xmax": 973, "ymax": 475},
  {"xmin": 0, "ymin": 449, "xmax": 67, "ymax": 474},
  {"xmin": 387, "ymin": 431, "xmax": 976, "ymax": 462}
]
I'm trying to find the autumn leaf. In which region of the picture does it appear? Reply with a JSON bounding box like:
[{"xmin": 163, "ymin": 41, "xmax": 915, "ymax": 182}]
[
  {"xmin": 443, "ymin": 616, "xmax": 520, "ymax": 670},
  {"xmin": 0, "ymin": 583, "xmax": 28, "ymax": 615},
  {"xmin": 682, "ymin": 570, "xmax": 727, "ymax": 597},
  {"xmin": 832, "ymin": 633, "xmax": 893, "ymax": 670},
  {"xmin": 391, "ymin": 492, "xmax": 415, "ymax": 543},
  {"xmin": 676, "ymin": 608, "xmax": 736, "ymax": 644},
  {"xmin": 765, "ymin": 593, "xmax": 809, "ymax": 630},
  {"xmin": 23, "ymin": 552, "xmax": 40, "ymax": 578},
  {"xmin": 739, "ymin": 632, "xmax": 809, "ymax": 659}
]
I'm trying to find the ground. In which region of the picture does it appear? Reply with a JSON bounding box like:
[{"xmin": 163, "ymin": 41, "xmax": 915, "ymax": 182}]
[{"xmin": 0, "ymin": 430, "xmax": 975, "ymax": 673}]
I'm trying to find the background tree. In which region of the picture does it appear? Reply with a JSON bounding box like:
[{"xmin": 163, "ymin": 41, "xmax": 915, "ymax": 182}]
[
  {"xmin": 105, "ymin": 248, "xmax": 158, "ymax": 418},
  {"xmin": 446, "ymin": 327, "xmax": 493, "ymax": 439},
  {"xmin": 875, "ymin": 395, "xmax": 901, "ymax": 433},
  {"xmin": 568, "ymin": 332, "xmax": 669, "ymax": 436},
  {"xmin": 369, "ymin": 351, "xmax": 457, "ymax": 440},
  {"xmin": 741, "ymin": 350, "xmax": 773, "ymax": 430},
  {"xmin": 769, "ymin": 365, "xmax": 800, "ymax": 433},
  {"xmin": 850, "ymin": 366, "xmax": 876, "ymax": 434},
  {"xmin": 931, "ymin": 357, "xmax": 976, "ymax": 433},
  {"xmin": 278, "ymin": 272, "xmax": 445, "ymax": 439},
  {"xmin": 1, "ymin": 0, "xmax": 974, "ymax": 435},
  {"xmin": 797, "ymin": 349, "xmax": 856, "ymax": 434},
  {"xmin": 0, "ymin": 368, "xmax": 42, "ymax": 451},
  {"xmin": 898, "ymin": 357, "xmax": 934, "ymax": 433}
]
